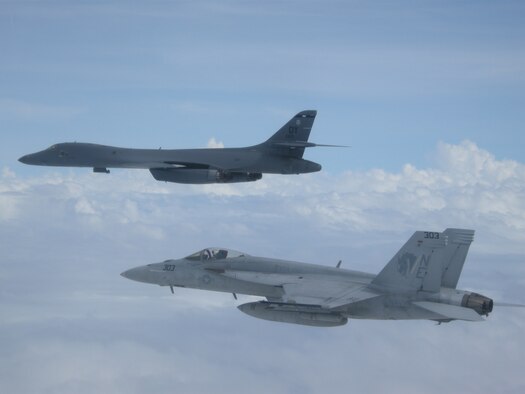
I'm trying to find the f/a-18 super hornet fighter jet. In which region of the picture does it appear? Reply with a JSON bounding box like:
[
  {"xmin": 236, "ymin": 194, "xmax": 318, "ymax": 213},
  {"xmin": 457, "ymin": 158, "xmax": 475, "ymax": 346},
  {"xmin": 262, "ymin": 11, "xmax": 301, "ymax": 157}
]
[
  {"xmin": 121, "ymin": 229, "xmax": 523, "ymax": 327},
  {"xmin": 19, "ymin": 110, "xmax": 343, "ymax": 184}
]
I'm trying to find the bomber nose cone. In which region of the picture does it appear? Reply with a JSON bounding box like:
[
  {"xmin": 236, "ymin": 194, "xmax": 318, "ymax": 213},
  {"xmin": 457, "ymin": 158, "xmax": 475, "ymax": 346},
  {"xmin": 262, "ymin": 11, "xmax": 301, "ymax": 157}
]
[
  {"xmin": 18, "ymin": 154, "xmax": 31, "ymax": 164},
  {"xmin": 19, "ymin": 153, "xmax": 43, "ymax": 165}
]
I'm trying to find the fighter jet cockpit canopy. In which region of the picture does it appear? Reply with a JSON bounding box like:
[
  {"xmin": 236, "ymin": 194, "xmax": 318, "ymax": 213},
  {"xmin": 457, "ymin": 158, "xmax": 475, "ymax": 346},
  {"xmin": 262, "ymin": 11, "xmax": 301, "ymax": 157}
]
[{"xmin": 185, "ymin": 248, "xmax": 247, "ymax": 262}]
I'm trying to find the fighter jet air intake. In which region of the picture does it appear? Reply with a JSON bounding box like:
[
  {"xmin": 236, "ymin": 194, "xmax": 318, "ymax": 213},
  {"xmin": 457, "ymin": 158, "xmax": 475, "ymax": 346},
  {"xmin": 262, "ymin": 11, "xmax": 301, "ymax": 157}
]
[
  {"xmin": 121, "ymin": 229, "xmax": 524, "ymax": 327},
  {"xmin": 19, "ymin": 110, "xmax": 345, "ymax": 184}
]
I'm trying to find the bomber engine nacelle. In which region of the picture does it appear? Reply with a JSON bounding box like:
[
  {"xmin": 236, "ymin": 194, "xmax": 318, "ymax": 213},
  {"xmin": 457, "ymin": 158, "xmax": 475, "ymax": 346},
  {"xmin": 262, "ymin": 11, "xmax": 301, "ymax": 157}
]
[
  {"xmin": 238, "ymin": 301, "xmax": 348, "ymax": 327},
  {"xmin": 150, "ymin": 168, "xmax": 262, "ymax": 184}
]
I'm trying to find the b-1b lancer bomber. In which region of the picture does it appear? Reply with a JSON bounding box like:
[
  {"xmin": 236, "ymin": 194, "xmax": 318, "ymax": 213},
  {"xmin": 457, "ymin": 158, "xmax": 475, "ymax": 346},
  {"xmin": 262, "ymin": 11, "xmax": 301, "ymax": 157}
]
[
  {"xmin": 121, "ymin": 229, "xmax": 523, "ymax": 327},
  {"xmin": 19, "ymin": 110, "xmax": 343, "ymax": 184}
]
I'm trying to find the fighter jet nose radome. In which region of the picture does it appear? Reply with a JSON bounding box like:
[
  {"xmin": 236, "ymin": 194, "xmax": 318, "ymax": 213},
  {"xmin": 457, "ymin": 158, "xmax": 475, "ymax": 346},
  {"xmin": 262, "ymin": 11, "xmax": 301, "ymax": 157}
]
[{"xmin": 121, "ymin": 267, "xmax": 147, "ymax": 282}]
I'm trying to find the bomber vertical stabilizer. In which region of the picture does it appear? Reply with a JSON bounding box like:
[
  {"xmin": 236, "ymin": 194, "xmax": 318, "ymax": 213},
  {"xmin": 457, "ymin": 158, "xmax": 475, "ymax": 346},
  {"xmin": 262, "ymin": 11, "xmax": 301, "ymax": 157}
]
[{"xmin": 261, "ymin": 110, "xmax": 317, "ymax": 158}]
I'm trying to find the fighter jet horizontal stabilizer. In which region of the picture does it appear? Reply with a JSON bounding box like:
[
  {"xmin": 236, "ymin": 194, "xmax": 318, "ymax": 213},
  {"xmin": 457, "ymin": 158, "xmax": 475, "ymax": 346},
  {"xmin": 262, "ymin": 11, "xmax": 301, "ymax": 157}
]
[{"xmin": 413, "ymin": 301, "xmax": 484, "ymax": 322}]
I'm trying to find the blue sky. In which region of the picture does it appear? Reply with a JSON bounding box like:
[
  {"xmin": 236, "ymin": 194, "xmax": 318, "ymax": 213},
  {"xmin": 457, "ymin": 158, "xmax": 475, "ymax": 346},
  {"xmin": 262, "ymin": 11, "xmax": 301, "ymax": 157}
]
[
  {"xmin": 1, "ymin": 1, "xmax": 525, "ymax": 393},
  {"xmin": 2, "ymin": 1, "xmax": 524, "ymax": 172}
]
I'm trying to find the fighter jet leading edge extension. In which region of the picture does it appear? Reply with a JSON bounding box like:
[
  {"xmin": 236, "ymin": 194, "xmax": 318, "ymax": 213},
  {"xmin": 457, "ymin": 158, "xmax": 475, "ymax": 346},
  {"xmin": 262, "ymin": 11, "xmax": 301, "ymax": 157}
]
[
  {"xmin": 18, "ymin": 110, "xmax": 340, "ymax": 184},
  {"xmin": 121, "ymin": 229, "xmax": 523, "ymax": 327}
]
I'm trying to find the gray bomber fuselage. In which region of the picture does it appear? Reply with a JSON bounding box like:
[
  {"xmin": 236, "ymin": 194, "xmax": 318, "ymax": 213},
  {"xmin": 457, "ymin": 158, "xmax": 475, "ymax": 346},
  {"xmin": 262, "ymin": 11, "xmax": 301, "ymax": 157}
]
[
  {"xmin": 18, "ymin": 110, "xmax": 330, "ymax": 184},
  {"xmin": 18, "ymin": 142, "xmax": 321, "ymax": 174}
]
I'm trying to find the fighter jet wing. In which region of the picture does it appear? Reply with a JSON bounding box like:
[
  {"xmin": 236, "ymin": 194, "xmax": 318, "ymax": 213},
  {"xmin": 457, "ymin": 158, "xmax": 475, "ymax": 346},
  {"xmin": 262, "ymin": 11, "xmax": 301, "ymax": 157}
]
[
  {"xmin": 322, "ymin": 286, "xmax": 380, "ymax": 309},
  {"xmin": 278, "ymin": 275, "xmax": 379, "ymax": 309}
]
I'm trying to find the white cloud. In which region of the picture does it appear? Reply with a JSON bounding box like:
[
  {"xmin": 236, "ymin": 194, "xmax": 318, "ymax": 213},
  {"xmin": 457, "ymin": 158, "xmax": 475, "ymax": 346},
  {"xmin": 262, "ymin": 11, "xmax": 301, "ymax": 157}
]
[
  {"xmin": 206, "ymin": 137, "xmax": 225, "ymax": 148},
  {"xmin": 2, "ymin": 167, "xmax": 16, "ymax": 179},
  {"xmin": 74, "ymin": 197, "xmax": 97, "ymax": 215},
  {"xmin": 0, "ymin": 194, "xmax": 18, "ymax": 221}
]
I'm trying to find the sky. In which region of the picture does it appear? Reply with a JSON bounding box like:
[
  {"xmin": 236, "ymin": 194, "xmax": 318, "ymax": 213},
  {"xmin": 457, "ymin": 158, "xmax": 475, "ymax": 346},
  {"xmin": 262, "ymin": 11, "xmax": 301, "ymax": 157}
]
[{"xmin": 1, "ymin": 1, "xmax": 525, "ymax": 393}]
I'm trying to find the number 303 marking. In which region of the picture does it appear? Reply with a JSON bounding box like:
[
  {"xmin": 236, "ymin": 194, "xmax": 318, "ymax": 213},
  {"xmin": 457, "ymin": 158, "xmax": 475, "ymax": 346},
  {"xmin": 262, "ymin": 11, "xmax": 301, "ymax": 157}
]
[{"xmin": 424, "ymin": 231, "xmax": 439, "ymax": 239}]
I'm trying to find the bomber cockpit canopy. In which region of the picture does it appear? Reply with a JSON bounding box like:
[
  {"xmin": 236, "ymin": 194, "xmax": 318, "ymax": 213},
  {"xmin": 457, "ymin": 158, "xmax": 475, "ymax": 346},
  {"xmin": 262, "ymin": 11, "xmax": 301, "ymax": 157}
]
[{"xmin": 185, "ymin": 248, "xmax": 247, "ymax": 262}]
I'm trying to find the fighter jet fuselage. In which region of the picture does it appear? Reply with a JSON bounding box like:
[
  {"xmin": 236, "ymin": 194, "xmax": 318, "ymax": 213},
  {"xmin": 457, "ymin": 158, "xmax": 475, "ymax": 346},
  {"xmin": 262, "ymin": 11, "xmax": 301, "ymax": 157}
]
[{"xmin": 121, "ymin": 229, "xmax": 501, "ymax": 327}]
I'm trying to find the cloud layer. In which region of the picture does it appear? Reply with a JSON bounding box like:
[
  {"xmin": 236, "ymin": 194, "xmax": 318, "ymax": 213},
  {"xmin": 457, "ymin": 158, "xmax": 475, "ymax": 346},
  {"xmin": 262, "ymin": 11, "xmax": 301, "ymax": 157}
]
[{"xmin": 1, "ymin": 140, "xmax": 524, "ymax": 393}]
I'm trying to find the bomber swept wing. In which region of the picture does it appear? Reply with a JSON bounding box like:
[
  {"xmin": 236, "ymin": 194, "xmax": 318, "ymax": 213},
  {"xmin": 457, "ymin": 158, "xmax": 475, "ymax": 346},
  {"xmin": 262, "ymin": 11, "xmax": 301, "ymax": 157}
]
[{"xmin": 121, "ymin": 231, "xmax": 524, "ymax": 327}]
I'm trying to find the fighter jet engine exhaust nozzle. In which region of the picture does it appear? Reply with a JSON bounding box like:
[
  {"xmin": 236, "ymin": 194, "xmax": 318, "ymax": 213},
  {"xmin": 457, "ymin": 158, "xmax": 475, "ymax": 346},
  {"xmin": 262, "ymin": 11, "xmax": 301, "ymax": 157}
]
[
  {"xmin": 150, "ymin": 168, "xmax": 262, "ymax": 184},
  {"xmin": 462, "ymin": 293, "xmax": 494, "ymax": 316},
  {"xmin": 429, "ymin": 289, "xmax": 494, "ymax": 317}
]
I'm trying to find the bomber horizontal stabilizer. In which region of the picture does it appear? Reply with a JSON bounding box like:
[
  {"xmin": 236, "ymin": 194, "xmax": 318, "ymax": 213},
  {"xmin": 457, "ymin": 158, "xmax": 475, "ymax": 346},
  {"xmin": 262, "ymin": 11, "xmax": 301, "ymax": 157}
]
[
  {"xmin": 272, "ymin": 141, "xmax": 349, "ymax": 148},
  {"xmin": 413, "ymin": 301, "xmax": 483, "ymax": 321}
]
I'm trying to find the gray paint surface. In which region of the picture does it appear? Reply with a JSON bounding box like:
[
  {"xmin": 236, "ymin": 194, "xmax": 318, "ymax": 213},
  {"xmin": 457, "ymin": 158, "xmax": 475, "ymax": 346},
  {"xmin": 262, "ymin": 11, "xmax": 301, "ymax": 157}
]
[
  {"xmin": 18, "ymin": 110, "xmax": 332, "ymax": 184},
  {"xmin": 121, "ymin": 229, "xmax": 519, "ymax": 326}
]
